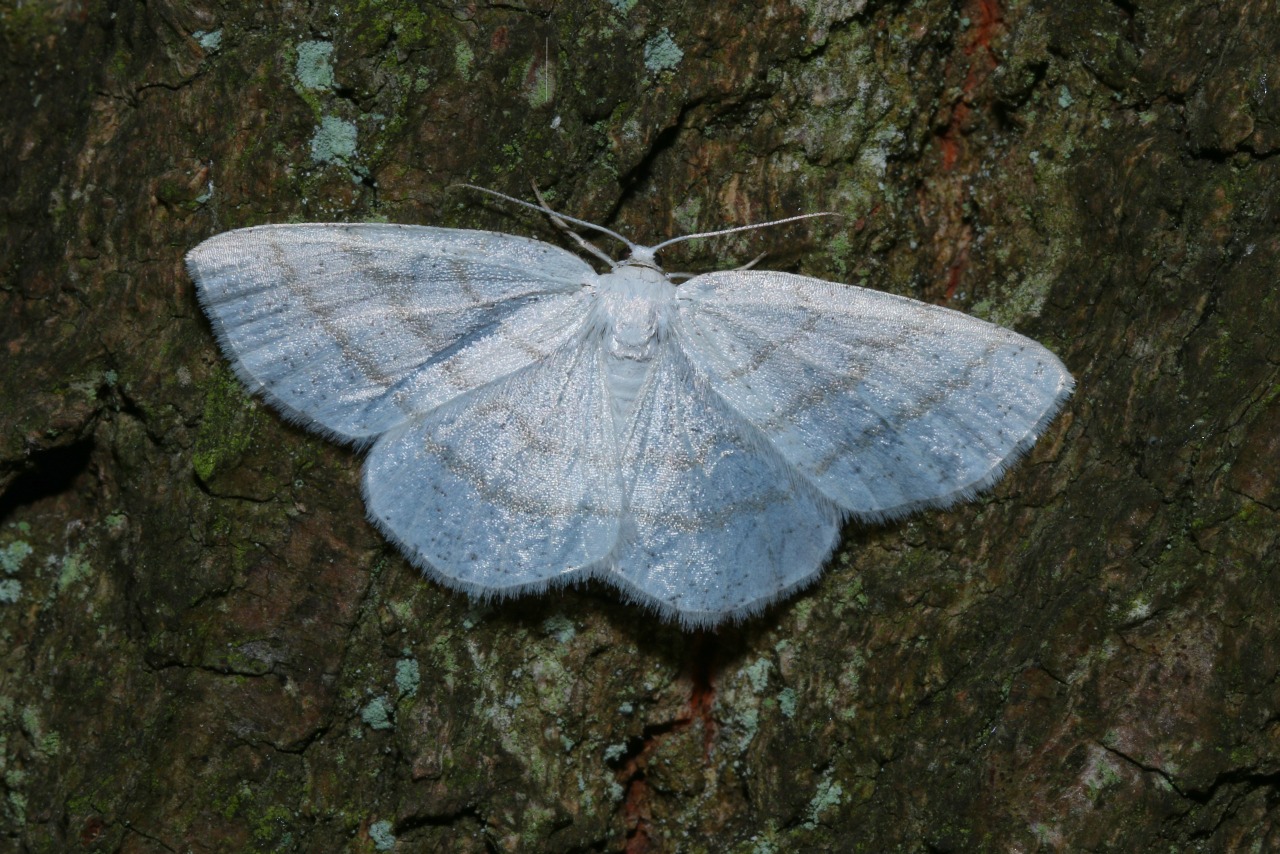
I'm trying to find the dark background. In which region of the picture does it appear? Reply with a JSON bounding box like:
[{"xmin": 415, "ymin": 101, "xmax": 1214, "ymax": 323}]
[{"xmin": 2, "ymin": 0, "xmax": 1278, "ymax": 850}]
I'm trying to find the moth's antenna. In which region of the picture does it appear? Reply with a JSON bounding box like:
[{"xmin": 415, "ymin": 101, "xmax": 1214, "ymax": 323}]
[
  {"xmin": 650, "ymin": 211, "xmax": 841, "ymax": 253},
  {"xmin": 530, "ymin": 184, "xmax": 617, "ymax": 268},
  {"xmin": 451, "ymin": 184, "xmax": 638, "ymax": 260}
]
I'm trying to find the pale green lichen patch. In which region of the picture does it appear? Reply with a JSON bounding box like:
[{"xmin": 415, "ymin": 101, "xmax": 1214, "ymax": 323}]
[
  {"xmin": 1081, "ymin": 747, "xmax": 1125, "ymax": 801},
  {"xmin": 461, "ymin": 603, "xmax": 493, "ymax": 629},
  {"xmin": 643, "ymin": 29, "xmax": 683, "ymax": 74},
  {"xmin": 745, "ymin": 830, "xmax": 783, "ymax": 853},
  {"xmin": 742, "ymin": 657, "xmax": 773, "ymax": 693},
  {"xmin": 969, "ymin": 269, "xmax": 1054, "ymax": 327},
  {"xmin": 541, "ymin": 614, "xmax": 575, "ymax": 644},
  {"xmin": 454, "ymin": 40, "xmax": 474, "ymax": 79},
  {"xmin": 430, "ymin": 636, "xmax": 460, "ymax": 691},
  {"xmin": 1, "ymin": 541, "xmax": 32, "ymax": 574},
  {"xmin": 57, "ymin": 548, "xmax": 92, "ymax": 594},
  {"xmin": 778, "ymin": 31, "xmax": 902, "ymax": 193},
  {"xmin": 790, "ymin": 0, "xmax": 870, "ymax": 44},
  {"xmin": 20, "ymin": 706, "xmax": 59, "ymax": 757},
  {"xmin": 831, "ymin": 648, "xmax": 867, "ymax": 720},
  {"xmin": 395, "ymin": 657, "xmax": 421, "ymax": 697},
  {"xmin": 295, "ymin": 40, "xmax": 335, "ymax": 90},
  {"xmin": 734, "ymin": 706, "xmax": 761, "ymax": 752},
  {"xmin": 369, "ymin": 819, "xmax": 395, "ymax": 850},
  {"xmin": 1124, "ymin": 595, "xmax": 1153, "ymax": 622},
  {"xmin": 803, "ymin": 768, "xmax": 845, "ymax": 828},
  {"xmin": 827, "ymin": 232, "xmax": 853, "ymax": 279},
  {"xmin": 607, "ymin": 0, "xmax": 636, "ymax": 13},
  {"xmin": 193, "ymin": 29, "xmax": 222, "ymax": 51},
  {"xmin": 310, "ymin": 116, "xmax": 358, "ymax": 166},
  {"xmin": 777, "ymin": 687, "xmax": 797, "ymax": 719},
  {"xmin": 524, "ymin": 654, "xmax": 575, "ymax": 717},
  {"xmin": 0, "ymin": 580, "xmax": 19, "ymax": 603},
  {"xmin": 361, "ymin": 695, "xmax": 394, "ymax": 730},
  {"xmin": 672, "ymin": 196, "xmax": 702, "ymax": 236},
  {"xmin": 718, "ymin": 656, "xmax": 777, "ymax": 754}
]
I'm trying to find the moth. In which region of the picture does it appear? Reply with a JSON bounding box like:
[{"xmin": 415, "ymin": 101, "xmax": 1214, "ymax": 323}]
[{"xmin": 187, "ymin": 188, "xmax": 1073, "ymax": 627}]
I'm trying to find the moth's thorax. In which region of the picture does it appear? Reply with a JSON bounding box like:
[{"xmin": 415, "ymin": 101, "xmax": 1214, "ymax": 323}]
[{"xmin": 591, "ymin": 263, "xmax": 677, "ymax": 362}]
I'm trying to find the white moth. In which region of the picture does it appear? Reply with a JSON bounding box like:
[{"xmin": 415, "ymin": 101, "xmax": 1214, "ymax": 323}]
[{"xmin": 187, "ymin": 189, "xmax": 1073, "ymax": 628}]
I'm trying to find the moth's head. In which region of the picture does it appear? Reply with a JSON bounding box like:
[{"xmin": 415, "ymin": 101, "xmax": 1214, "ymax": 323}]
[{"xmin": 620, "ymin": 245, "xmax": 661, "ymax": 271}]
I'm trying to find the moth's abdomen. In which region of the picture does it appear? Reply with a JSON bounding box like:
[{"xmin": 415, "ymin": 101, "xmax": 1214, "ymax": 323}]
[
  {"xmin": 592, "ymin": 265, "xmax": 678, "ymax": 438},
  {"xmin": 604, "ymin": 352, "xmax": 652, "ymax": 438}
]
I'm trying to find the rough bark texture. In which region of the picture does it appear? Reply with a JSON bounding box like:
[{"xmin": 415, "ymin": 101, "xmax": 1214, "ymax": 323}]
[{"xmin": 2, "ymin": 0, "xmax": 1278, "ymax": 850}]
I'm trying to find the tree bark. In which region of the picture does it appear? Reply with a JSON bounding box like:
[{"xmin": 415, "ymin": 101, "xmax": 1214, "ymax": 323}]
[{"xmin": 2, "ymin": 0, "xmax": 1278, "ymax": 850}]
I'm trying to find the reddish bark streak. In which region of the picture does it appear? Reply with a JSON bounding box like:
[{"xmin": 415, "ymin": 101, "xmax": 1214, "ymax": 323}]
[
  {"xmin": 620, "ymin": 632, "xmax": 719, "ymax": 852},
  {"xmin": 941, "ymin": 0, "xmax": 1004, "ymax": 172},
  {"xmin": 853, "ymin": 202, "xmax": 882, "ymax": 233},
  {"xmin": 945, "ymin": 248, "xmax": 970, "ymax": 300},
  {"xmin": 931, "ymin": 0, "xmax": 1005, "ymax": 299},
  {"xmin": 490, "ymin": 26, "xmax": 510, "ymax": 52},
  {"xmin": 966, "ymin": 0, "xmax": 1003, "ymax": 57},
  {"xmin": 622, "ymin": 772, "xmax": 653, "ymax": 854},
  {"xmin": 687, "ymin": 631, "xmax": 718, "ymax": 757},
  {"xmin": 79, "ymin": 817, "xmax": 107, "ymax": 845},
  {"xmin": 939, "ymin": 101, "xmax": 970, "ymax": 171}
]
